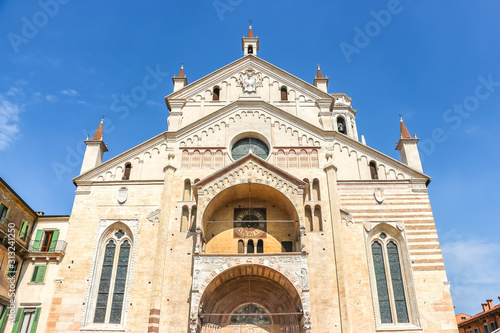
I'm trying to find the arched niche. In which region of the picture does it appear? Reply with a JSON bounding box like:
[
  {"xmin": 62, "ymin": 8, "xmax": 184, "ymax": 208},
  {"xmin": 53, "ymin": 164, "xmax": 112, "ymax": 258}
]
[
  {"xmin": 198, "ymin": 264, "xmax": 303, "ymax": 329},
  {"xmin": 199, "ymin": 183, "xmax": 301, "ymax": 254}
]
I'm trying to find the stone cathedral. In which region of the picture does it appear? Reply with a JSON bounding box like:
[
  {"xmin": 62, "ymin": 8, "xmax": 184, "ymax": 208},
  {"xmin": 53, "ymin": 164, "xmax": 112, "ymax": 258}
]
[{"xmin": 45, "ymin": 27, "xmax": 458, "ymax": 332}]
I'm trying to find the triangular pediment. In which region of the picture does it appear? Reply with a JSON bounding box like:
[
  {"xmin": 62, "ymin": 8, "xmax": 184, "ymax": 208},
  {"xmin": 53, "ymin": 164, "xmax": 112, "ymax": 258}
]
[
  {"xmin": 166, "ymin": 55, "xmax": 332, "ymax": 103},
  {"xmin": 195, "ymin": 153, "xmax": 307, "ymax": 189}
]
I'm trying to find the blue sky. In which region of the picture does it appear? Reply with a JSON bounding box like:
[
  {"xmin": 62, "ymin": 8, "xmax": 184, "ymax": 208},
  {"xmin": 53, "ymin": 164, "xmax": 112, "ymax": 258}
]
[{"xmin": 1, "ymin": 0, "xmax": 499, "ymax": 316}]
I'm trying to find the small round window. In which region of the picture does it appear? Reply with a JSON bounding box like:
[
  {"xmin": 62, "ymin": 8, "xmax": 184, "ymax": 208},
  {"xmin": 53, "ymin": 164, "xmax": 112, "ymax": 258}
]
[{"xmin": 231, "ymin": 138, "xmax": 269, "ymax": 160}]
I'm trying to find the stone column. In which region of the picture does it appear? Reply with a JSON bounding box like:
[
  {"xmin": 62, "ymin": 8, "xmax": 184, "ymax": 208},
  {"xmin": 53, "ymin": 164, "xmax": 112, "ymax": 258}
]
[
  {"xmin": 148, "ymin": 162, "xmax": 176, "ymax": 333},
  {"xmin": 324, "ymin": 163, "xmax": 352, "ymax": 333}
]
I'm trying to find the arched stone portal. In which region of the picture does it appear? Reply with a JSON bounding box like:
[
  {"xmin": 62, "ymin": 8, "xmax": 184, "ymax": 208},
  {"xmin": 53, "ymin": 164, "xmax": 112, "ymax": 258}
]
[
  {"xmin": 197, "ymin": 264, "xmax": 306, "ymax": 333},
  {"xmin": 189, "ymin": 155, "xmax": 312, "ymax": 332}
]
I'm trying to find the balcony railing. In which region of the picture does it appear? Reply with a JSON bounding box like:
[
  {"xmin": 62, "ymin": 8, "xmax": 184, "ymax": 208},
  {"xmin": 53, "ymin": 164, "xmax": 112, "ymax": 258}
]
[{"xmin": 28, "ymin": 240, "xmax": 67, "ymax": 254}]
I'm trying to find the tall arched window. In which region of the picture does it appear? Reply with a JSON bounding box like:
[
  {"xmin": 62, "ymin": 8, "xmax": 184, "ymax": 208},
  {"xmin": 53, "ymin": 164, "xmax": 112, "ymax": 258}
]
[
  {"xmin": 337, "ymin": 116, "xmax": 347, "ymax": 134},
  {"xmin": 247, "ymin": 240, "xmax": 254, "ymax": 254},
  {"xmin": 248, "ymin": 45, "xmax": 253, "ymax": 54},
  {"xmin": 368, "ymin": 226, "xmax": 416, "ymax": 328},
  {"xmin": 123, "ymin": 163, "xmax": 131, "ymax": 180},
  {"xmin": 280, "ymin": 86, "xmax": 288, "ymax": 101},
  {"xmin": 183, "ymin": 179, "xmax": 191, "ymax": 201},
  {"xmin": 238, "ymin": 240, "xmax": 244, "ymax": 254},
  {"xmin": 91, "ymin": 227, "xmax": 133, "ymax": 326},
  {"xmin": 213, "ymin": 87, "xmax": 220, "ymax": 101},
  {"xmin": 370, "ymin": 161, "xmax": 379, "ymax": 180},
  {"xmin": 257, "ymin": 240, "xmax": 264, "ymax": 253}
]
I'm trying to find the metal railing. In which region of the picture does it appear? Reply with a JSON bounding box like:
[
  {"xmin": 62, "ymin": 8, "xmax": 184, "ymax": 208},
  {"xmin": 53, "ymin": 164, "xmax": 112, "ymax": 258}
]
[{"xmin": 28, "ymin": 240, "xmax": 67, "ymax": 254}]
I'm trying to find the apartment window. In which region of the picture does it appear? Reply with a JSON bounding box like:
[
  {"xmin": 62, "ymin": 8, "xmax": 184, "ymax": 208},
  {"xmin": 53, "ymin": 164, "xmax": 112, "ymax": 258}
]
[
  {"xmin": 0, "ymin": 203, "xmax": 8, "ymax": 223},
  {"xmin": 92, "ymin": 227, "xmax": 133, "ymax": 325},
  {"xmin": 30, "ymin": 265, "xmax": 48, "ymax": 283},
  {"xmin": 11, "ymin": 307, "xmax": 41, "ymax": 333},
  {"xmin": 7, "ymin": 260, "xmax": 18, "ymax": 279},
  {"xmin": 32, "ymin": 229, "xmax": 60, "ymax": 252}
]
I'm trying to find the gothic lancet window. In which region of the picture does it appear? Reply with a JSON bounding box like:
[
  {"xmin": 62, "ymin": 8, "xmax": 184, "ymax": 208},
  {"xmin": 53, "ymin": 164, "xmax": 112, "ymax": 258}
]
[
  {"xmin": 368, "ymin": 227, "xmax": 416, "ymax": 328},
  {"xmin": 91, "ymin": 227, "xmax": 133, "ymax": 326}
]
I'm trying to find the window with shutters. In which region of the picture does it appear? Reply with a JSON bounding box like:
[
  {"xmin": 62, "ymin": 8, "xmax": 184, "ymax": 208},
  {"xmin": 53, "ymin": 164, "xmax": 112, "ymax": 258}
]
[
  {"xmin": 0, "ymin": 202, "xmax": 9, "ymax": 224},
  {"xmin": 30, "ymin": 265, "xmax": 47, "ymax": 283},
  {"xmin": 32, "ymin": 229, "xmax": 60, "ymax": 252},
  {"xmin": 11, "ymin": 307, "xmax": 41, "ymax": 333},
  {"xmin": 366, "ymin": 223, "xmax": 420, "ymax": 330},
  {"xmin": 19, "ymin": 221, "xmax": 29, "ymax": 241},
  {"xmin": 0, "ymin": 305, "xmax": 8, "ymax": 332},
  {"xmin": 87, "ymin": 225, "xmax": 134, "ymax": 327}
]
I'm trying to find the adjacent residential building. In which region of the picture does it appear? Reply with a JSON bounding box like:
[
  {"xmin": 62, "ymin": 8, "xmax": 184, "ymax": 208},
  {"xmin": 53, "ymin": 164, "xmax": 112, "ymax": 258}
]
[
  {"xmin": 456, "ymin": 298, "xmax": 500, "ymax": 333},
  {"xmin": 4, "ymin": 215, "xmax": 69, "ymax": 333},
  {"xmin": 0, "ymin": 178, "xmax": 38, "ymax": 331}
]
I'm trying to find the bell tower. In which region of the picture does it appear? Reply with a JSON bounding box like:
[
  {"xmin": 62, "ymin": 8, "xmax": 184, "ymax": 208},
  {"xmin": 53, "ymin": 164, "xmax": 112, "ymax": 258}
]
[
  {"xmin": 80, "ymin": 118, "xmax": 108, "ymax": 174},
  {"xmin": 242, "ymin": 22, "xmax": 259, "ymax": 56}
]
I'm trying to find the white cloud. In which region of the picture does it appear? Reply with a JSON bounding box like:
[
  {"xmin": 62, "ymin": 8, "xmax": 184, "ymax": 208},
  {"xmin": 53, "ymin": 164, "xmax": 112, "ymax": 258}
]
[
  {"xmin": 441, "ymin": 233, "xmax": 500, "ymax": 315},
  {"xmin": 46, "ymin": 95, "xmax": 58, "ymax": 102},
  {"xmin": 0, "ymin": 94, "xmax": 21, "ymax": 151},
  {"xmin": 61, "ymin": 89, "xmax": 79, "ymax": 96}
]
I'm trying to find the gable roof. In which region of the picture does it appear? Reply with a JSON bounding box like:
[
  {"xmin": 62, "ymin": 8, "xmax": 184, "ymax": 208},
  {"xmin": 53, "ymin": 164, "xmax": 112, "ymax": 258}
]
[{"xmin": 165, "ymin": 55, "xmax": 333, "ymax": 105}]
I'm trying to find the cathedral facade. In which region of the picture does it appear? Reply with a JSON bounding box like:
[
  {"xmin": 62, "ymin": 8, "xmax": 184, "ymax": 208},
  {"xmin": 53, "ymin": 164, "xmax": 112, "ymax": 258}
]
[{"xmin": 43, "ymin": 27, "xmax": 457, "ymax": 332}]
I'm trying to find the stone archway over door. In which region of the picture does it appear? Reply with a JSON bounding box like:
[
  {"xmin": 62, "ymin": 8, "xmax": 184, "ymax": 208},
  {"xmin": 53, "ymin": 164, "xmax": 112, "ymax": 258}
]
[{"xmin": 197, "ymin": 265, "xmax": 304, "ymax": 333}]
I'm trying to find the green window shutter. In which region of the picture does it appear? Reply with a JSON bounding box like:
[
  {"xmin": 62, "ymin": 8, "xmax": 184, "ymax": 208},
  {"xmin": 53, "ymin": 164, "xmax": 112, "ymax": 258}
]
[
  {"xmin": 0, "ymin": 306, "xmax": 9, "ymax": 332},
  {"xmin": 0, "ymin": 204, "xmax": 9, "ymax": 223},
  {"xmin": 31, "ymin": 266, "xmax": 39, "ymax": 283},
  {"xmin": 19, "ymin": 221, "xmax": 29, "ymax": 240},
  {"xmin": 48, "ymin": 230, "xmax": 59, "ymax": 252},
  {"xmin": 11, "ymin": 307, "xmax": 24, "ymax": 333},
  {"xmin": 36, "ymin": 265, "xmax": 47, "ymax": 283},
  {"xmin": 32, "ymin": 230, "xmax": 43, "ymax": 252},
  {"xmin": 29, "ymin": 307, "xmax": 41, "ymax": 333}
]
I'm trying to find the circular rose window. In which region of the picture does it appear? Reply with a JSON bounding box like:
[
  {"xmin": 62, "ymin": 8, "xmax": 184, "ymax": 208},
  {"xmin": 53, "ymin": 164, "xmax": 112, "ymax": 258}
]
[{"xmin": 231, "ymin": 138, "xmax": 269, "ymax": 160}]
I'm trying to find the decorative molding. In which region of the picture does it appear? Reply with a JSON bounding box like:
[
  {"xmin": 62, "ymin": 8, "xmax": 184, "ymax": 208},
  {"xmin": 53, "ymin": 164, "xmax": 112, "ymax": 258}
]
[{"xmin": 146, "ymin": 209, "xmax": 161, "ymax": 225}]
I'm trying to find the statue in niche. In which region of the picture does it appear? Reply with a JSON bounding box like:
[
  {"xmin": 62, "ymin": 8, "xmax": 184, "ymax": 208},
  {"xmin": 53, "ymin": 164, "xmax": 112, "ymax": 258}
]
[{"xmin": 295, "ymin": 268, "xmax": 309, "ymax": 290}]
